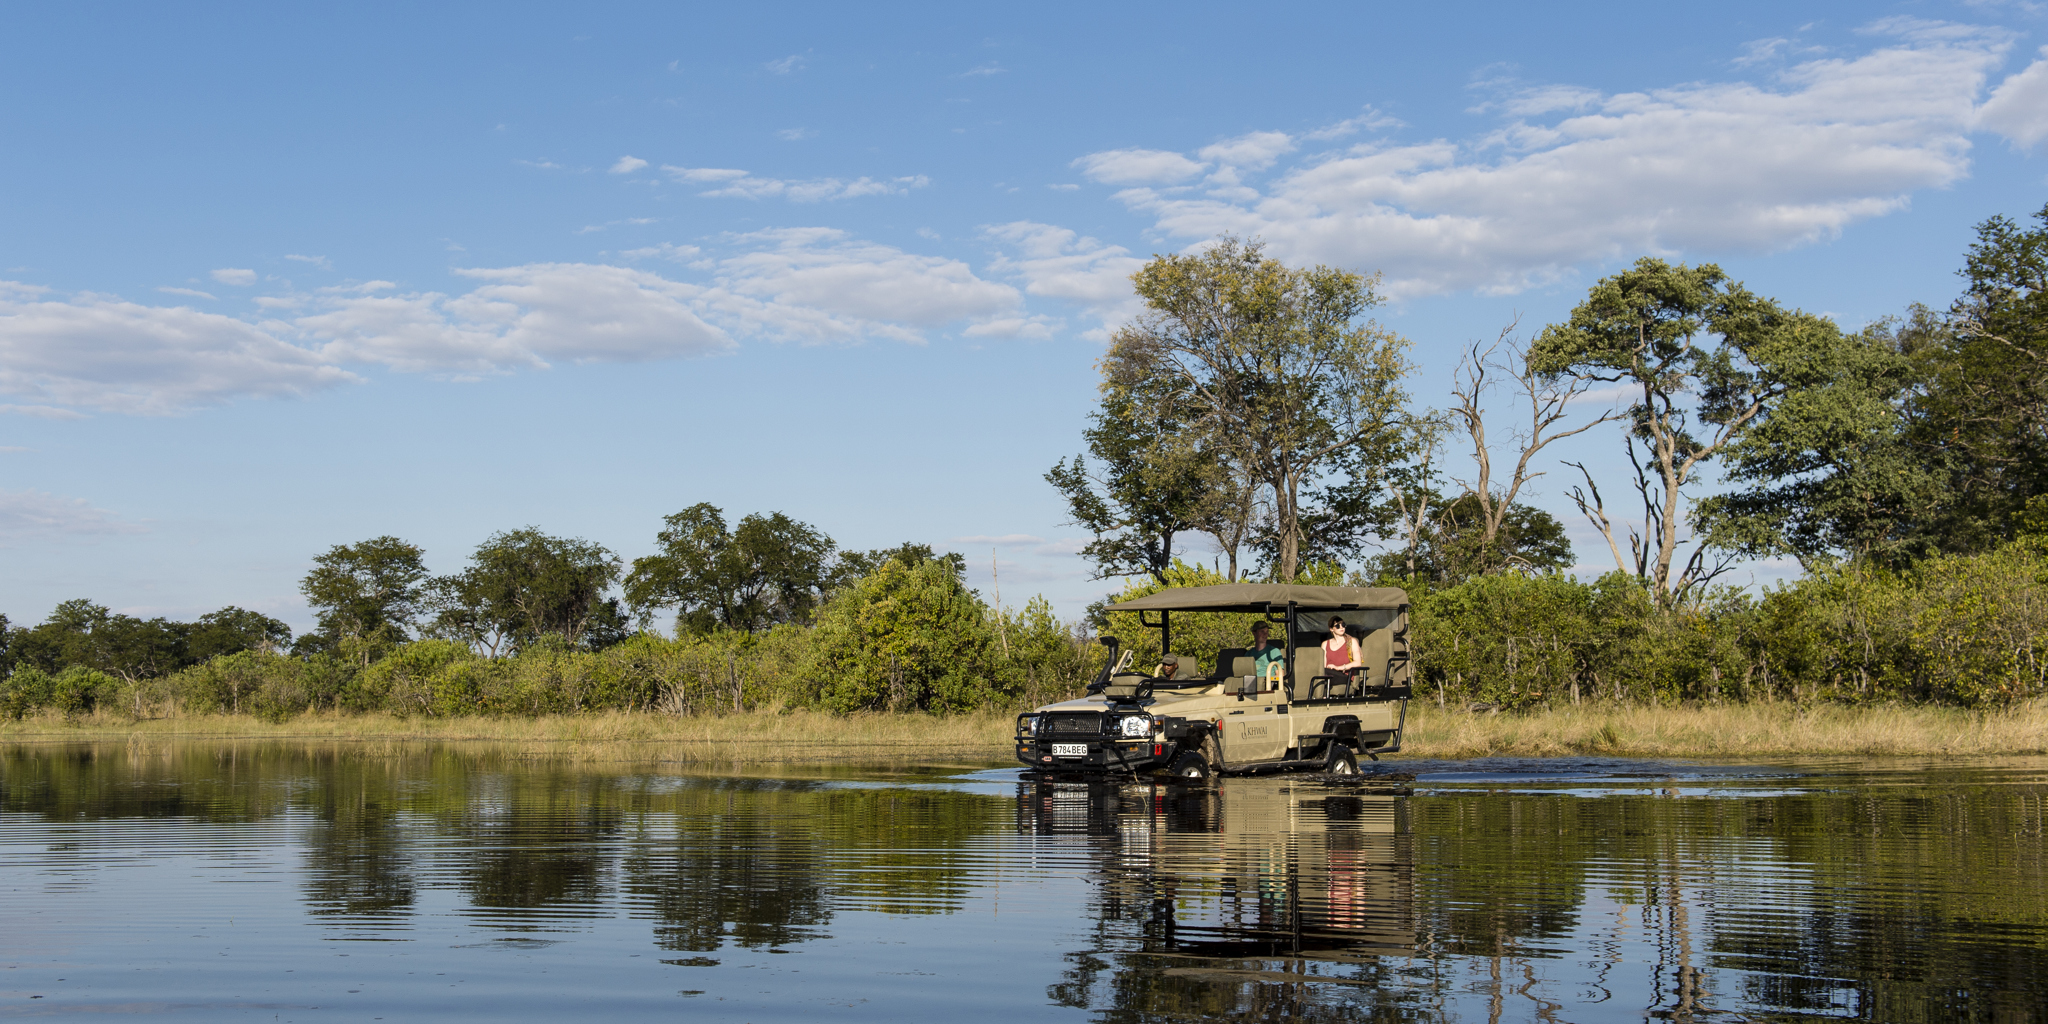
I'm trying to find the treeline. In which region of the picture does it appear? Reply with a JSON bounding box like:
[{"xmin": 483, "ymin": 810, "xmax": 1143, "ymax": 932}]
[{"xmin": 0, "ymin": 510, "xmax": 1097, "ymax": 721}]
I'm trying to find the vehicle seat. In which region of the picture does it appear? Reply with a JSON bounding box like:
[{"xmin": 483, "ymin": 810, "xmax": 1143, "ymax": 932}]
[
  {"xmin": 1210, "ymin": 648, "xmax": 1246, "ymax": 680},
  {"xmin": 1291, "ymin": 646, "xmax": 1326, "ymax": 701},
  {"xmin": 1357, "ymin": 625, "xmax": 1394, "ymax": 688}
]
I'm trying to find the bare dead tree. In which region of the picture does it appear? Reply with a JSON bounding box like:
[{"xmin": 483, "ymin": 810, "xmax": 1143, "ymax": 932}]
[
  {"xmin": 1567, "ymin": 435, "xmax": 1735, "ymax": 603},
  {"xmin": 1450, "ymin": 320, "xmax": 1623, "ymax": 563},
  {"xmin": 1386, "ymin": 411, "xmax": 1449, "ymax": 579}
]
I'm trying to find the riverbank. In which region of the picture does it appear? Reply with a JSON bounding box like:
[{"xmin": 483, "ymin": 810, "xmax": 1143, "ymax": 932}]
[{"xmin": 4, "ymin": 700, "xmax": 2043, "ymax": 761}]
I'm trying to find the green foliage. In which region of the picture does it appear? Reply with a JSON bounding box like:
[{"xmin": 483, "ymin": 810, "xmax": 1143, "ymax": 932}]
[
  {"xmin": 425, "ymin": 528, "xmax": 624, "ymax": 654},
  {"xmin": 1104, "ymin": 236, "xmax": 1413, "ymax": 580},
  {"xmin": 1365, "ymin": 493, "xmax": 1572, "ymax": 585},
  {"xmin": 301, "ymin": 536, "xmax": 430, "ymax": 646},
  {"xmin": 624, "ymin": 504, "xmax": 837, "ymax": 635},
  {"xmin": 808, "ymin": 556, "xmax": 1007, "ymax": 713},
  {"xmin": 1532, "ymin": 258, "xmax": 1816, "ymax": 600}
]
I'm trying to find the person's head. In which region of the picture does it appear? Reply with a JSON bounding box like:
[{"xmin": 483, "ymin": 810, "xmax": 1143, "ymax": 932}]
[
  {"xmin": 1328, "ymin": 617, "xmax": 1347, "ymax": 636},
  {"xmin": 1251, "ymin": 622, "xmax": 1271, "ymax": 643}
]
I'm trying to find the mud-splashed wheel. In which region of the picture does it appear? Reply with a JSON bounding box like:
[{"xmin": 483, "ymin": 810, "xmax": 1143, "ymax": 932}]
[
  {"xmin": 1325, "ymin": 745, "xmax": 1359, "ymax": 775},
  {"xmin": 1169, "ymin": 752, "xmax": 1211, "ymax": 781}
]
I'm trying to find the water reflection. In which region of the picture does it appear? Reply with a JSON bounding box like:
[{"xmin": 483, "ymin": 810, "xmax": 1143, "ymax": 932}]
[{"xmin": 1, "ymin": 742, "xmax": 2044, "ymax": 1023}]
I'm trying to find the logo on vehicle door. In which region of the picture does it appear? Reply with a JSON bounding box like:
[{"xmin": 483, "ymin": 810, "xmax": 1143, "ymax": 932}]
[{"xmin": 1242, "ymin": 724, "xmax": 1269, "ymax": 737}]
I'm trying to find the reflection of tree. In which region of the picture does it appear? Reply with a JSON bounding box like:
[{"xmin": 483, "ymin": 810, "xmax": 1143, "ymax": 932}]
[
  {"xmin": 298, "ymin": 749, "xmax": 416, "ymax": 920},
  {"xmin": 453, "ymin": 776, "xmax": 618, "ymax": 922}
]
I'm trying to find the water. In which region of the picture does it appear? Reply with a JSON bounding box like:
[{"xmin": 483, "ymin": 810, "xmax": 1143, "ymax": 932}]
[{"xmin": 2, "ymin": 744, "xmax": 2044, "ymax": 1022}]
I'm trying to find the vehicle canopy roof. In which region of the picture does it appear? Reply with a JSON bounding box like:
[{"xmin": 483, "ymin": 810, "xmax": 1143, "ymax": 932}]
[{"xmin": 1102, "ymin": 583, "xmax": 1409, "ymax": 614}]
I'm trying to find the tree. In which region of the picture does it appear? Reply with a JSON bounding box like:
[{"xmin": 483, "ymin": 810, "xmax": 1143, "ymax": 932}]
[
  {"xmin": 1905, "ymin": 203, "xmax": 2048, "ymax": 548},
  {"xmin": 809, "ymin": 556, "xmax": 1002, "ymax": 713},
  {"xmin": 1102, "ymin": 237, "xmax": 1412, "ymax": 580},
  {"xmin": 1364, "ymin": 494, "xmax": 1573, "ymax": 585},
  {"xmin": 300, "ymin": 536, "xmax": 430, "ymax": 647},
  {"xmin": 1531, "ymin": 258, "xmax": 1814, "ymax": 603},
  {"xmin": 624, "ymin": 504, "xmax": 836, "ymax": 635},
  {"xmin": 833, "ymin": 543, "xmax": 967, "ymax": 586},
  {"xmin": 425, "ymin": 528, "xmax": 624, "ymax": 653},
  {"xmin": 1448, "ymin": 322, "xmax": 1621, "ymax": 562},
  {"xmin": 1046, "ymin": 379, "xmax": 1236, "ymax": 583},
  {"xmin": 188, "ymin": 607, "xmax": 293, "ymax": 661},
  {"xmin": 1694, "ymin": 311, "xmax": 1946, "ymax": 567}
]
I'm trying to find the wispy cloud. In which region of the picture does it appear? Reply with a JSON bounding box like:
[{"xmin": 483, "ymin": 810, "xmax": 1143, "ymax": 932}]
[
  {"xmin": 775, "ymin": 127, "xmax": 816, "ymax": 141},
  {"xmin": 959, "ymin": 62, "xmax": 1005, "ymax": 77},
  {"xmin": 0, "ymin": 489, "xmax": 143, "ymax": 538},
  {"xmin": 210, "ymin": 269, "xmax": 256, "ymax": 286},
  {"xmin": 156, "ymin": 286, "xmax": 216, "ymax": 300},
  {"xmin": 1075, "ymin": 19, "xmax": 2029, "ymax": 298},
  {"xmin": 284, "ymin": 254, "xmax": 332, "ymax": 270},
  {"xmin": 764, "ymin": 54, "xmax": 806, "ymax": 74},
  {"xmin": 609, "ymin": 155, "xmax": 649, "ymax": 174},
  {"xmin": 663, "ymin": 165, "xmax": 931, "ymax": 202}
]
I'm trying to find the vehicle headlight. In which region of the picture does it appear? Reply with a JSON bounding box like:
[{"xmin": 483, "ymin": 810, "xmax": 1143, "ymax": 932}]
[
  {"xmin": 1024, "ymin": 715, "xmax": 1042, "ymax": 736},
  {"xmin": 1119, "ymin": 715, "xmax": 1151, "ymax": 738}
]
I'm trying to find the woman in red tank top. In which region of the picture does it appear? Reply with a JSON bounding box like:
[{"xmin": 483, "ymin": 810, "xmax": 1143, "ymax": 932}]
[{"xmin": 1322, "ymin": 617, "xmax": 1362, "ymax": 687}]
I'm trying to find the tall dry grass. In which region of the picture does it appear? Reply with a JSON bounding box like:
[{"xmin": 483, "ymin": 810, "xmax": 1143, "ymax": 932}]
[
  {"xmin": 1400, "ymin": 699, "xmax": 2048, "ymax": 758},
  {"xmin": 4, "ymin": 701, "xmax": 2042, "ymax": 763}
]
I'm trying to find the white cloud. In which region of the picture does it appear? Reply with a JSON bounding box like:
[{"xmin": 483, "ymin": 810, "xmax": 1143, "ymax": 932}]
[
  {"xmin": 1047, "ymin": 183, "xmax": 1079, "ymax": 191},
  {"xmin": 663, "ymin": 165, "xmax": 930, "ymax": 201},
  {"xmin": 775, "ymin": 128, "xmax": 815, "ymax": 141},
  {"xmin": 156, "ymin": 287, "xmax": 216, "ymax": 300},
  {"xmin": 1071, "ymin": 148, "xmax": 1208, "ymax": 185},
  {"xmin": 298, "ymin": 264, "xmax": 734, "ymax": 373},
  {"xmin": 960, "ymin": 62, "xmax": 1004, "ymax": 77},
  {"xmin": 610, "ymin": 155, "xmax": 649, "ymax": 174},
  {"xmin": 1978, "ymin": 45, "xmax": 2048, "ymax": 146},
  {"xmin": 284, "ymin": 254, "xmax": 332, "ymax": 270},
  {"xmin": 764, "ymin": 55, "xmax": 806, "ymax": 74},
  {"xmin": 619, "ymin": 242, "xmax": 703, "ymax": 262},
  {"xmin": 982, "ymin": 222, "xmax": 1147, "ymax": 334},
  {"xmin": 211, "ymin": 268, "xmax": 257, "ymax": 286},
  {"xmin": 0, "ymin": 489, "xmax": 143, "ymax": 537},
  {"xmin": 1093, "ymin": 20, "xmax": 2017, "ymax": 298},
  {"xmin": 706, "ymin": 229, "xmax": 1020, "ymax": 343},
  {"xmin": 0, "ymin": 290, "xmax": 356, "ymax": 415},
  {"xmin": 1198, "ymin": 131, "xmax": 1297, "ymax": 170},
  {"xmin": 0, "ymin": 404, "xmax": 87, "ymax": 419},
  {"xmin": 0, "ymin": 232, "xmax": 1032, "ymax": 413}
]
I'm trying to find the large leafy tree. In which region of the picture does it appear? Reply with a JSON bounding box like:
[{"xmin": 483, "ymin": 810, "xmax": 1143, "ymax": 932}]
[
  {"xmin": 624, "ymin": 504, "xmax": 836, "ymax": 635},
  {"xmin": 425, "ymin": 528, "xmax": 625, "ymax": 653},
  {"xmin": 1694, "ymin": 310, "xmax": 1946, "ymax": 567},
  {"xmin": 1046, "ymin": 382, "xmax": 1239, "ymax": 584},
  {"xmin": 188, "ymin": 607, "xmax": 293, "ymax": 661},
  {"xmin": 1907, "ymin": 203, "xmax": 2048, "ymax": 547},
  {"xmin": 1531, "ymin": 258, "xmax": 1817, "ymax": 603},
  {"xmin": 1101, "ymin": 237, "xmax": 1412, "ymax": 580},
  {"xmin": 300, "ymin": 536, "xmax": 430, "ymax": 646}
]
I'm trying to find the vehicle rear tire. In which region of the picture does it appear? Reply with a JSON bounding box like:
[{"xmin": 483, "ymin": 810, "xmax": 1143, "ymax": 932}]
[
  {"xmin": 1169, "ymin": 752, "xmax": 1212, "ymax": 781},
  {"xmin": 1325, "ymin": 745, "xmax": 1359, "ymax": 775}
]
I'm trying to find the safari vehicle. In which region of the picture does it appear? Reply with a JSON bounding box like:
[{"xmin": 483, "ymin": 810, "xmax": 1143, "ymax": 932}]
[{"xmin": 1015, "ymin": 584, "xmax": 1411, "ymax": 779}]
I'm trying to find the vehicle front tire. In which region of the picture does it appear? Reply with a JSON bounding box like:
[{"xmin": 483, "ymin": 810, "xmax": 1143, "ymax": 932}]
[
  {"xmin": 1325, "ymin": 745, "xmax": 1359, "ymax": 775},
  {"xmin": 1169, "ymin": 751, "xmax": 1212, "ymax": 781}
]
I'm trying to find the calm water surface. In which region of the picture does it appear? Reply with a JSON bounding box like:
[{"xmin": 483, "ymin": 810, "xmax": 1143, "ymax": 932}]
[{"xmin": 1, "ymin": 743, "xmax": 2044, "ymax": 1022}]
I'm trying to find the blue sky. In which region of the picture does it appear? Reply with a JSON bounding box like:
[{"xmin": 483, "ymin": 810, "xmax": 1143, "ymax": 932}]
[{"xmin": 4, "ymin": 1, "xmax": 2046, "ymax": 632}]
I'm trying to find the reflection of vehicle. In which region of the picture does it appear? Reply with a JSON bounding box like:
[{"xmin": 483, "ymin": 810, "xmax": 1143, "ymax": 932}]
[
  {"xmin": 1015, "ymin": 776, "xmax": 1414, "ymax": 958},
  {"xmin": 1015, "ymin": 584, "xmax": 1411, "ymax": 778}
]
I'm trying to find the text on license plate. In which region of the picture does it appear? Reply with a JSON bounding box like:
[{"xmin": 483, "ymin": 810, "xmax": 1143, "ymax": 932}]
[{"xmin": 1052, "ymin": 743, "xmax": 1087, "ymax": 758}]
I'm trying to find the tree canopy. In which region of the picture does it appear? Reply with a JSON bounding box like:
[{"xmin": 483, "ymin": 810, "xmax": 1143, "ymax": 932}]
[
  {"xmin": 1096, "ymin": 237, "xmax": 1412, "ymax": 581},
  {"xmin": 624, "ymin": 504, "xmax": 837, "ymax": 635}
]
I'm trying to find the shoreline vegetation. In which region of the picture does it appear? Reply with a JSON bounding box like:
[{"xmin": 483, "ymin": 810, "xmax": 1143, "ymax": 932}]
[{"xmin": 5, "ymin": 701, "xmax": 2043, "ymax": 762}]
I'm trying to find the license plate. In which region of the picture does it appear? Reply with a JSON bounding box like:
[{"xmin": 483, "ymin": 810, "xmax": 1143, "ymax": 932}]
[{"xmin": 1053, "ymin": 743, "xmax": 1087, "ymax": 758}]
